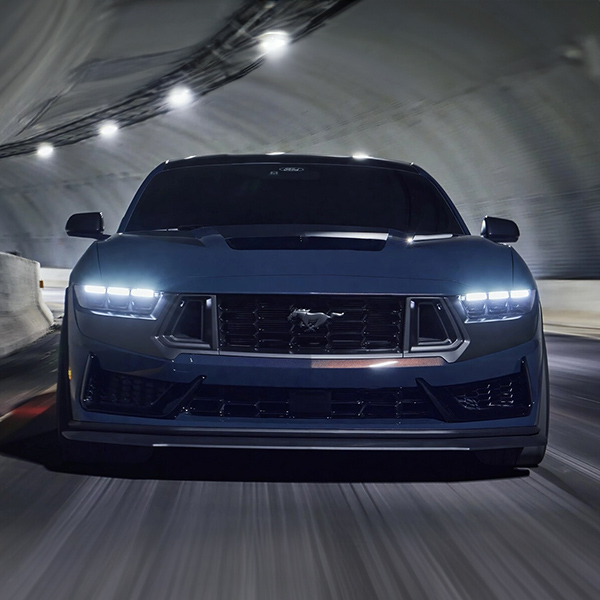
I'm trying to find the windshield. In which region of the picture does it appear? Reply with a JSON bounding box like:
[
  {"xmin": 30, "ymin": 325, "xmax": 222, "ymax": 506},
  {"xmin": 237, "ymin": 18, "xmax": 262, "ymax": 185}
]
[{"xmin": 124, "ymin": 163, "xmax": 464, "ymax": 235}]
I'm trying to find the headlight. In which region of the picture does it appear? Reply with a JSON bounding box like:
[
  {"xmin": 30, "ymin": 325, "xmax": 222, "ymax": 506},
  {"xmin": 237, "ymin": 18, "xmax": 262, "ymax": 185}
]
[
  {"xmin": 459, "ymin": 289, "xmax": 535, "ymax": 322},
  {"xmin": 74, "ymin": 284, "xmax": 161, "ymax": 318}
]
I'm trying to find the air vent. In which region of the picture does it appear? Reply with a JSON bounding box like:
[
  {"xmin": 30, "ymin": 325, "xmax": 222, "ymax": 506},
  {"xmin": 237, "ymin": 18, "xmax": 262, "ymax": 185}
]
[
  {"xmin": 225, "ymin": 236, "xmax": 386, "ymax": 251},
  {"xmin": 162, "ymin": 296, "xmax": 214, "ymax": 348},
  {"xmin": 408, "ymin": 298, "xmax": 461, "ymax": 351}
]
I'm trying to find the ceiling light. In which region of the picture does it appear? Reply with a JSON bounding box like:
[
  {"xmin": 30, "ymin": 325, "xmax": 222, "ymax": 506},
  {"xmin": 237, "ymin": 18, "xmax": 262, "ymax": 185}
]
[
  {"xmin": 259, "ymin": 31, "xmax": 290, "ymax": 54},
  {"xmin": 99, "ymin": 121, "xmax": 119, "ymax": 137},
  {"xmin": 37, "ymin": 143, "xmax": 54, "ymax": 158},
  {"xmin": 167, "ymin": 86, "xmax": 193, "ymax": 108},
  {"xmin": 352, "ymin": 152, "xmax": 370, "ymax": 159}
]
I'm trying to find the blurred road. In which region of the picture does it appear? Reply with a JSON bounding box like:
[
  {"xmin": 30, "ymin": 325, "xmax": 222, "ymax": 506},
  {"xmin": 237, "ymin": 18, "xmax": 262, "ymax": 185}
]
[{"xmin": 0, "ymin": 335, "xmax": 599, "ymax": 600}]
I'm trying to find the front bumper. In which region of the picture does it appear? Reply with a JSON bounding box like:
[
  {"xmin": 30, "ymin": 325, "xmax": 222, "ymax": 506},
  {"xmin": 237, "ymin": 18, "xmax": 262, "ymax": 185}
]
[
  {"xmin": 62, "ymin": 285, "xmax": 549, "ymax": 451},
  {"xmin": 62, "ymin": 422, "xmax": 545, "ymax": 451},
  {"xmin": 63, "ymin": 342, "xmax": 548, "ymax": 453}
]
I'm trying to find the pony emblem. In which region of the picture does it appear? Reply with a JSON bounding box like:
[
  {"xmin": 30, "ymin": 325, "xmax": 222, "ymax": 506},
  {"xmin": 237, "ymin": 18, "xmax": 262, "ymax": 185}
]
[{"xmin": 288, "ymin": 309, "xmax": 344, "ymax": 331}]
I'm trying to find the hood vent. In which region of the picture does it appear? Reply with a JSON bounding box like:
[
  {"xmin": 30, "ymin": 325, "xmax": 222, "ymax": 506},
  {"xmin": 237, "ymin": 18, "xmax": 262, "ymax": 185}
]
[{"xmin": 225, "ymin": 235, "xmax": 386, "ymax": 251}]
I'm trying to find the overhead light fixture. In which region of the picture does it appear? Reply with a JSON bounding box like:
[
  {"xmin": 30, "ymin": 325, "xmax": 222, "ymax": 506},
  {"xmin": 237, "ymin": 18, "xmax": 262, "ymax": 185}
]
[
  {"xmin": 352, "ymin": 152, "xmax": 370, "ymax": 159},
  {"xmin": 37, "ymin": 143, "xmax": 54, "ymax": 158},
  {"xmin": 167, "ymin": 86, "xmax": 193, "ymax": 108},
  {"xmin": 259, "ymin": 31, "xmax": 290, "ymax": 54},
  {"xmin": 99, "ymin": 121, "xmax": 119, "ymax": 137}
]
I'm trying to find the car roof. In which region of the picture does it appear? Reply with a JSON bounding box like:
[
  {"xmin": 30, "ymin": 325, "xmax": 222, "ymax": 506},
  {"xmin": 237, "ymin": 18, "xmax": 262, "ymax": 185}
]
[{"xmin": 162, "ymin": 153, "xmax": 420, "ymax": 172}]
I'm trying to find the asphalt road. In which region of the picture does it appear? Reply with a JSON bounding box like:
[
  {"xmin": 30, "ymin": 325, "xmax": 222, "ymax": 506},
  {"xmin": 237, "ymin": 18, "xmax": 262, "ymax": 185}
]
[{"xmin": 0, "ymin": 334, "xmax": 599, "ymax": 600}]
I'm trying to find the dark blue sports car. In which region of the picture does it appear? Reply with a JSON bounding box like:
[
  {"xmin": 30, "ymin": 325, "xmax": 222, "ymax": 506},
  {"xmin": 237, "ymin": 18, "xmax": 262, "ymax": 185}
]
[{"xmin": 58, "ymin": 154, "xmax": 548, "ymax": 467}]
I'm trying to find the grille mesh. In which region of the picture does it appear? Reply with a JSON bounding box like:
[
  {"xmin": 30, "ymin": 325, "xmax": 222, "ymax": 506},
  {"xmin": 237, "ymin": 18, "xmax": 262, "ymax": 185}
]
[
  {"xmin": 84, "ymin": 368, "xmax": 169, "ymax": 408},
  {"xmin": 82, "ymin": 356, "xmax": 186, "ymax": 417},
  {"xmin": 448, "ymin": 372, "xmax": 531, "ymax": 414},
  {"xmin": 184, "ymin": 386, "xmax": 435, "ymax": 419},
  {"xmin": 218, "ymin": 294, "xmax": 404, "ymax": 354}
]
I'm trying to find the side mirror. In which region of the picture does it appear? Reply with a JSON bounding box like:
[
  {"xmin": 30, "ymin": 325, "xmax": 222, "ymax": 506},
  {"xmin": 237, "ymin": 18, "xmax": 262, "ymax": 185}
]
[
  {"xmin": 481, "ymin": 216, "xmax": 519, "ymax": 243},
  {"xmin": 66, "ymin": 212, "xmax": 108, "ymax": 240}
]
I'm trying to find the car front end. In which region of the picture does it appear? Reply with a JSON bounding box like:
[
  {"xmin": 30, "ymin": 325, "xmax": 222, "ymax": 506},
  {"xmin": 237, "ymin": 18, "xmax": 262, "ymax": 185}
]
[{"xmin": 58, "ymin": 155, "xmax": 548, "ymax": 467}]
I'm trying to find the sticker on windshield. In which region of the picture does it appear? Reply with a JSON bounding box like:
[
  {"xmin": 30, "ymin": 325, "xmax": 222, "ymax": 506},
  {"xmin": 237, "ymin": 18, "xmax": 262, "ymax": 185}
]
[{"xmin": 264, "ymin": 166, "xmax": 319, "ymax": 180}]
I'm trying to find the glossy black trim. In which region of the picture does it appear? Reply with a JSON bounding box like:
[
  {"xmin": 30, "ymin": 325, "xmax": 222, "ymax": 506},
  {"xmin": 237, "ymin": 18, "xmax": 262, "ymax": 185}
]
[{"xmin": 62, "ymin": 421, "xmax": 544, "ymax": 451}]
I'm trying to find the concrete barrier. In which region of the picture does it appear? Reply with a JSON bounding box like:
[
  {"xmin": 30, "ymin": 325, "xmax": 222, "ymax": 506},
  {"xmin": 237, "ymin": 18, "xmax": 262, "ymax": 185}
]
[
  {"xmin": 39, "ymin": 267, "xmax": 70, "ymax": 289},
  {"xmin": 0, "ymin": 252, "xmax": 54, "ymax": 358},
  {"xmin": 537, "ymin": 280, "xmax": 600, "ymax": 339}
]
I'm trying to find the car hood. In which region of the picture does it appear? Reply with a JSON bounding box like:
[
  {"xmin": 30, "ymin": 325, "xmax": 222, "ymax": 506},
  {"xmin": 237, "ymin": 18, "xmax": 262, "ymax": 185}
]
[{"xmin": 81, "ymin": 225, "xmax": 530, "ymax": 295}]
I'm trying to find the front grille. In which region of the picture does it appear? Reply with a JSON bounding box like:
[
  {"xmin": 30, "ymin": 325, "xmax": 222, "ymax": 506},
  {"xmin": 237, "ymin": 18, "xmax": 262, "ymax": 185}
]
[
  {"xmin": 218, "ymin": 294, "xmax": 404, "ymax": 354},
  {"xmin": 183, "ymin": 371, "xmax": 530, "ymax": 420},
  {"xmin": 184, "ymin": 386, "xmax": 435, "ymax": 419}
]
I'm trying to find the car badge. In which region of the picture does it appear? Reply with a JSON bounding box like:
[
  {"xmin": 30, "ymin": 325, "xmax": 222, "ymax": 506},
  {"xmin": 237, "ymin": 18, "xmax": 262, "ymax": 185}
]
[{"xmin": 288, "ymin": 309, "xmax": 344, "ymax": 331}]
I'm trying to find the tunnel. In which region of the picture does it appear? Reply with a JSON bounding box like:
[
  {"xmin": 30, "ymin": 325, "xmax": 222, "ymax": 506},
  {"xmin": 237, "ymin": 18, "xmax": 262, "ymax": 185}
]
[{"xmin": 0, "ymin": 1, "xmax": 599, "ymax": 599}]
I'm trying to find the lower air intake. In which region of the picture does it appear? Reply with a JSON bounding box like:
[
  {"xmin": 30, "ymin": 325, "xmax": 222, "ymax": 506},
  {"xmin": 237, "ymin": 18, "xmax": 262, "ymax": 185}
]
[
  {"xmin": 82, "ymin": 356, "xmax": 187, "ymax": 417},
  {"xmin": 183, "ymin": 386, "xmax": 435, "ymax": 420},
  {"xmin": 81, "ymin": 362, "xmax": 531, "ymax": 421},
  {"xmin": 445, "ymin": 370, "xmax": 531, "ymax": 418}
]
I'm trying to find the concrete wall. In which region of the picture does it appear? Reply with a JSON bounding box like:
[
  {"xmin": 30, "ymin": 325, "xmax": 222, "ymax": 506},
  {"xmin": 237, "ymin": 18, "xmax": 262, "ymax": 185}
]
[
  {"xmin": 538, "ymin": 280, "xmax": 600, "ymax": 339},
  {"xmin": 0, "ymin": 252, "xmax": 53, "ymax": 358}
]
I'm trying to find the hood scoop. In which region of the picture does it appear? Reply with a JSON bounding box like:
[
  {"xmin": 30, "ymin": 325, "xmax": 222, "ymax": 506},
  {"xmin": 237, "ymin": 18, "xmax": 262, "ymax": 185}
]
[{"xmin": 225, "ymin": 231, "xmax": 388, "ymax": 251}]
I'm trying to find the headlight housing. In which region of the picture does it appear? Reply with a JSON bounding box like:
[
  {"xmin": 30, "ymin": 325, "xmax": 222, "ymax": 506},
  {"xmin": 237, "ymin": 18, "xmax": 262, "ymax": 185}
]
[
  {"xmin": 74, "ymin": 284, "xmax": 161, "ymax": 318},
  {"xmin": 459, "ymin": 289, "xmax": 535, "ymax": 322}
]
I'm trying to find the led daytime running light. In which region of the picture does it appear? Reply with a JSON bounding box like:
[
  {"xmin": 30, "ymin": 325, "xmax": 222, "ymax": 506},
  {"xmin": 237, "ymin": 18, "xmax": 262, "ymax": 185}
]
[
  {"xmin": 83, "ymin": 285, "xmax": 106, "ymax": 295},
  {"xmin": 460, "ymin": 289, "xmax": 534, "ymax": 322},
  {"xmin": 131, "ymin": 288, "xmax": 155, "ymax": 298},
  {"xmin": 465, "ymin": 292, "xmax": 487, "ymax": 302},
  {"xmin": 75, "ymin": 284, "xmax": 160, "ymax": 317},
  {"xmin": 107, "ymin": 286, "xmax": 130, "ymax": 296}
]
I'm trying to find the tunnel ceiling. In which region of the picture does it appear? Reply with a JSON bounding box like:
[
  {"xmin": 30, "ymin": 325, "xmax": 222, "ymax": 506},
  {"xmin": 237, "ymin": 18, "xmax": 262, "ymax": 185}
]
[{"xmin": 0, "ymin": 0, "xmax": 599, "ymax": 277}]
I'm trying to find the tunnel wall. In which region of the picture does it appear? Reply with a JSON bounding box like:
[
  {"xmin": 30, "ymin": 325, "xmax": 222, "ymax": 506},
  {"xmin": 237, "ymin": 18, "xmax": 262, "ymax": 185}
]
[
  {"xmin": 0, "ymin": 0, "xmax": 598, "ymax": 278},
  {"xmin": 538, "ymin": 280, "xmax": 600, "ymax": 338},
  {"xmin": 0, "ymin": 252, "xmax": 53, "ymax": 358}
]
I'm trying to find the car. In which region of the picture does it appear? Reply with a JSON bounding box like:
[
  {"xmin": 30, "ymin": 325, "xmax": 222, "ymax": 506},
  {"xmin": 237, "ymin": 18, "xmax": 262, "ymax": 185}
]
[{"xmin": 57, "ymin": 154, "xmax": 548, "ymax": 467}]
